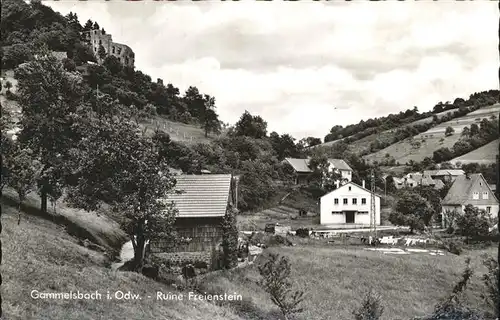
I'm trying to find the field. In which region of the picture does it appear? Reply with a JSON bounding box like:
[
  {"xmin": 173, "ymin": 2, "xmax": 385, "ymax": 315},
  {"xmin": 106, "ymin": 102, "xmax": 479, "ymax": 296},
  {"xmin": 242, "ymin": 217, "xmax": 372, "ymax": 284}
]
[
  {"xmin": 450, "ymin": 139, "xmax": 499, "ymax": 165},
  {"xmin": 202, "ymin": 244, "xmax": 496, "ymax": 320},
  {"xmin": 311, "ymin": 108, "xmax": 459, "ymax": 154},
  {"xmin": 140, "ymin": 116, "xmax": 218, "ymax": 144},
  {"xmin": 1, "ymin": 195, "xmax": 243, "ymax": 320},
  {"xmin": 363, "ymin": 104, "xmax": 500, "ymax": 165},
  {"xmin": 346, "ymin": 108, "xmax": 461, "ymax": 156},
  {"xmin": 237, "ymin": 205, "xmax": 320, "ymax": 231}
]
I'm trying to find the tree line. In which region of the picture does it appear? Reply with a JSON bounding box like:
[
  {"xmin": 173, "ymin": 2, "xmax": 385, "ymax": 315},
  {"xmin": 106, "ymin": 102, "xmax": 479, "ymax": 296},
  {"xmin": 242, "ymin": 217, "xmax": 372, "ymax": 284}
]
[{"xmin": 323, "ymin": 90, "xmax": 498, "ymax": 146}]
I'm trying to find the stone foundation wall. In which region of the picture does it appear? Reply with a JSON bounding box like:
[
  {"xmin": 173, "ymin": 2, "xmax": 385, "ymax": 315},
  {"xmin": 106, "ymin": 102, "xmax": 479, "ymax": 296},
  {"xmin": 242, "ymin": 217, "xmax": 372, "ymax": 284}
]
[{"xmin": 150, "ymin": 251, "xmax": 214, "ymax": 271}]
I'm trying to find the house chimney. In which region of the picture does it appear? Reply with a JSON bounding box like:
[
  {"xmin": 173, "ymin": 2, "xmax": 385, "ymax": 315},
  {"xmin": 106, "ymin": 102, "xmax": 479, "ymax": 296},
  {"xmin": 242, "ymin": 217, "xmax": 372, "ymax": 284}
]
[
  {"xmin": 362, "ymin": 180, "xmax": 365, "ymax": 189},
  {"xmin": 335, "ymin": 181, "xmax": 340, "ymax": 189}
]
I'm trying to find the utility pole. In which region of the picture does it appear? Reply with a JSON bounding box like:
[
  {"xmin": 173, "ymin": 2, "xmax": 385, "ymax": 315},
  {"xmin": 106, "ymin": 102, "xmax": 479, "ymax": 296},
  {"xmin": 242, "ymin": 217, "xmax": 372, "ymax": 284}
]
[
  {"xmin": 496, "ymin": 154, "xmax": 500, "ymax": 317},
  {"xmin": 370, "ymin": 169, "xmax": 377, "ymax": 242}
]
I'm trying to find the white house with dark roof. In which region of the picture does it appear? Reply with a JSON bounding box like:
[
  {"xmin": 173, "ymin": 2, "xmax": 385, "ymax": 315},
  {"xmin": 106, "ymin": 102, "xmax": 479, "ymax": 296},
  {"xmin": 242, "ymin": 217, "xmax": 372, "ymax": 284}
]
[
  {"xmin": 441, "ymin": 173, "xmax": 499, "ymax": 228},
  {"xmin": 150, "ymin": 174, "xmax": 236, "ymax": 254},
  {"xmin": 320, "ymin": 181, "xmax": 381, "ymax": 226},
  {"xmin": 283, "ymin": 157, "xmax": 353, "ymax": 185}
]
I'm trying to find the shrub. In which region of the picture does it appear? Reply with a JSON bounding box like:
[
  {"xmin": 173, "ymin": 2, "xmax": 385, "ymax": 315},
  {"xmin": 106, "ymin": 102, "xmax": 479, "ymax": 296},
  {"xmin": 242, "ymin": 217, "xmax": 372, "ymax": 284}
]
[
  {"xmin": 353, "ymin": 289, "xmax": 384, "ymax": 320},
  {"xmin": 480, "ymin": 255, "xmax": 499, "ymax": 317},
  {"xmin": 221, "ymin": 206, "xmax": 238, "ymax": 269},
  {"xmin": 440, "ymin": 238, "xmax": 463, "ymax": 255},
  {"xmin": 455, "ymin": 205, "xmax": 491, "ymax": 241},
  {"xmin": 258, "ymin": 253, "xmax": 305, "ymax": 319},
  {"xmin": 421, "ymin": 258, "xmax": 486, "ymax": 320}
]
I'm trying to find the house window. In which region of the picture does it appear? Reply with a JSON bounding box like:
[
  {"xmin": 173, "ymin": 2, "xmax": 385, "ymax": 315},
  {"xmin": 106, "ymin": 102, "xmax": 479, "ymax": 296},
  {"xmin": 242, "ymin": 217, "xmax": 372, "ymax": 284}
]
[
  {"xmin": 99, "ymin": 40, "xmax": 102, "ymax": 45},
  {"xmin": 334, "ymin": 198, "xmax": 339, "ymax": 205},
  {"xmin": 361, "ymin": 198, "xmax": 366, "ymax": 205},
  {"xmin": 487, "ymin": 207, "xmax": 491, "ymax": 213},
  {"xmin": 343, "ymin": 198, "xmax": 348, "ymax": 205},
  {"xmin": 352, "ymin": 198, "xmax": 357, "ymax": 205},
  {"xmin": 348, "ymin": 186, "xmax": 352, "ymax": 191},
  {"xmin": 482, "ymin": 192, "xmax": 489, "ymax": 200},
  {"xmin": 473, "ymin": 192, "xmax": 479, "ymax": 200},
  {"xmin": 112, "ymin": 46, "xmax": 115, "ymax": 54}
]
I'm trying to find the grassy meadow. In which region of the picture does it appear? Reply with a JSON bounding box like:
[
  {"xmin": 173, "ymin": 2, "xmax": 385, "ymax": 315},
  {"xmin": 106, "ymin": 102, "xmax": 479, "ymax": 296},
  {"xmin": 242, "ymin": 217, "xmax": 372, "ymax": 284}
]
[
  {"xmin": 202, "ymin": 244, "xmax": 496, "ymax": 320},
  {"xmin": 450, "ymin": 139, "xmax": 499, "ymax": 165},
  {"xmin": 1, "ymin": 198, "xmax": 244, "ymax": 320},
  {"xmin": 363, "ymin": 104, "xmax": 500, "ymax": 165}
]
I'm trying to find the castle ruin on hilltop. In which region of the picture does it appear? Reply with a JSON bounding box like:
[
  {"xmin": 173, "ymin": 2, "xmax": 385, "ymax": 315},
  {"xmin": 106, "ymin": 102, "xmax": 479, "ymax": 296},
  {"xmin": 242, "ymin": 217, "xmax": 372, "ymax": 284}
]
[{"xmin": 84, "ymin": 29, "xmax": 135, "ymax": 68}]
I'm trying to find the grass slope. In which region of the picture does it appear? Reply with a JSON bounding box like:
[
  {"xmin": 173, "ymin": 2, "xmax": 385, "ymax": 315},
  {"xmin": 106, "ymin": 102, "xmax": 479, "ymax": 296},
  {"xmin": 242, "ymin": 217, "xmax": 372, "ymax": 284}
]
[
  {"xmin": 312, "ymin": 108, "xmax": 459, "ymax": 152},
  {"xmin": 347, "ymin": 108, "xmax": 460, "ymax": 156},
  {"xmin": 203, "ymin": 244, "xmax": 495, "ymax": 320},
  {"xmin": 1, "ymin": 200, "xmax": 243, "ymax": 320},
  {"xmin": 450, "ymin": 139, "xmax": 499, "ymax": 165},
  {"xmin": 363, "ymin": 104, "xmax": 500, "ymax": 165}
]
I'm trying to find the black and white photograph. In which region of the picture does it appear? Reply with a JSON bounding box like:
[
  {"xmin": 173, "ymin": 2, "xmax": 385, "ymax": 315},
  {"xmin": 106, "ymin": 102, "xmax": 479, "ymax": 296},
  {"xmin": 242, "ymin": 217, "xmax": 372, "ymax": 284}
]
[{"xmin": 1, "ymin": 0, "xmax": 499, "ymax": 319}]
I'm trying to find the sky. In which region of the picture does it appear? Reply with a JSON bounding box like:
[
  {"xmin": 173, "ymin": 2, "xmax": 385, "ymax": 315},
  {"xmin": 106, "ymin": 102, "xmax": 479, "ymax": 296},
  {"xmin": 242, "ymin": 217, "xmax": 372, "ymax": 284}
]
[{"xmin": 48, "ymin": 1, "xmax": 498, "ymax": 141}]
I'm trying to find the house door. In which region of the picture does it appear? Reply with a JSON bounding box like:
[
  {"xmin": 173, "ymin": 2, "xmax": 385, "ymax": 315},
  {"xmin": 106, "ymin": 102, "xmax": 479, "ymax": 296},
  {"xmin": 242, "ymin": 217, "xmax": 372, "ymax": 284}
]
[{"xmin": 345, "ymin": 211, "xmax": 355, "ymax": 224}]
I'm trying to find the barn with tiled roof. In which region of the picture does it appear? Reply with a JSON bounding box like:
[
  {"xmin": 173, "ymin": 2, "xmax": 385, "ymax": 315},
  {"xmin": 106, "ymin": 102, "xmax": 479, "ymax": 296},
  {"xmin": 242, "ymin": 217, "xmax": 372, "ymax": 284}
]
[{"xmin": 150, "ymin": 174, "xmax": 237, "ymax": 254}]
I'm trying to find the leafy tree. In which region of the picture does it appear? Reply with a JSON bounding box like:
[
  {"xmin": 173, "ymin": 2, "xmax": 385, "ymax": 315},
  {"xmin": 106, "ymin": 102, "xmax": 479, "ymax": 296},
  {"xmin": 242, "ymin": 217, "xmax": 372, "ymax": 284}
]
[
  {"xmin": 480, "ymin": 255, "xmax": 499, "ymax": 318},
  {"xmin": 234, "ymin": 110, "xmax": 268, "ymax": 139},
  {"xmin": 389, "ymin": 191, "xmax": 432, "ymax": 232},
  {"xmin": 67, "ymin": 108, "xmax": 178, "ymax": 270},
  {"xmin": 421, "ymin": 258, "xmax": 485, "ymax": 320},
  {"xmin": 305, "ymin": 136, "xmax": 322, "ymax": 147},
  {"xmin": 353, "ymin": 289, "xmax": 384, "ymax": 320},
  {"xmin": 2, "ymin": 43, "xmax": 33, "ymax": 69},
  {"xmin": 15, "ymin": 52, "xmax": 87, "ymax": 214},
  {"xmin": 308, "ymin": 150, "xmax": 343, "ymax": 192},
  {"xmin": 444, "ymin": 126, "xmax": 455, "ymax": 137},
  {"xmin": 269, "ymin": 132, "xmax": 300, "ymax": 161},
  {"xmin": 417, "ymin": 186, "xmax": 442, "ymax": 226},
  {"xmin": 455, "ymin": 205, "xmax": 491, "ymax": 241},
  {"xmin": 221, "ymin": 205, "xmax": 238, "ymax": 269},
  {"xmin": 462, "ymin": 127, "xmax": 471, "ymax": 137},
  {"xmin": 238, "ymin": 160, "xmax": 276, "ymax": 211},
  {"xmin": 433, "ymin": 147, "xmax": 454, "ymax": 163},
  {"xmin": 5, "ymin": 144, "xmax": 42, "ymax": 224},
  {"xmin": 258, "ymin": 253, "xmax": 305, "ymax": 320},
  {"xmin": 83, "ymin": 19, "xmax": 93, "ymax": 32},
  {"xmin": 470, "ymin": 123, "xmax": 480, "ymax": 136},
  {"xmin": 200, "ymin": 95, "xmax": 221, "ymax": 137}
]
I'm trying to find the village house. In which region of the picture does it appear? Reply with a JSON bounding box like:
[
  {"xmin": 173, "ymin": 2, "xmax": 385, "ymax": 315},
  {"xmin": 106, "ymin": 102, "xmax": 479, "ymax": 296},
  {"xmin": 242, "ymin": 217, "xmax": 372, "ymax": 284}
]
[
  {"xmin": 423, "ymin": 169, "xmax": 465, "ymax": 183},
  {"xmin": 393, "ymin": 172, "xmax": 445, "ymax": 190},
  {"xmin": 320, "ymin": 181, "xmax": 381, "ymax": 226},
  {"xmin": 149, "ymin": 174, "xmax": 237, "ymax": 260},
  {"xmin": 441, "ymin": 173, "xmax": 499, "ymax": 228},
  {"xmin": 283, "ymin": 157, "xmax": 353, "ymax": 185}
]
